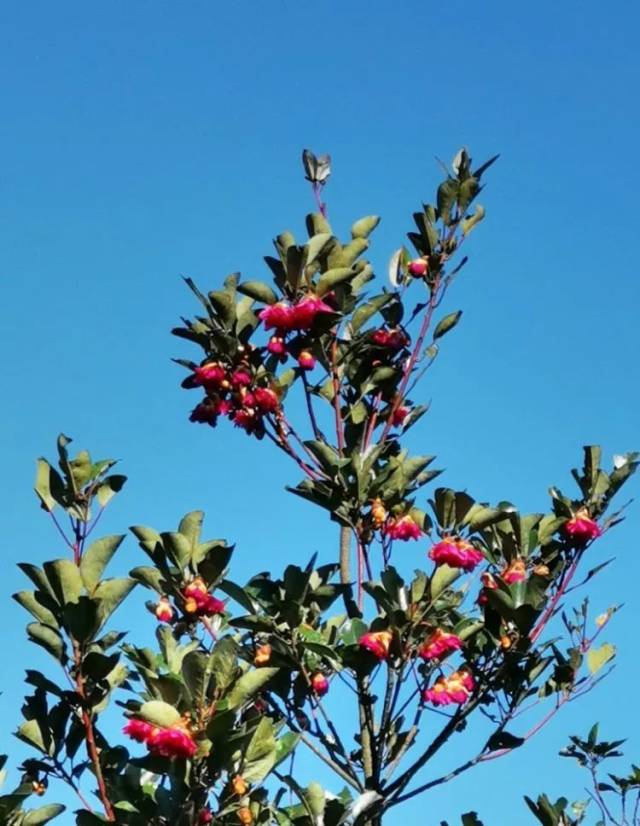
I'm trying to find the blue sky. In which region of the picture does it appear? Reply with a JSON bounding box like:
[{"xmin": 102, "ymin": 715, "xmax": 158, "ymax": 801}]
[{"xmin": 1, "ymin": 1, "xmax": 639, "ymax": 822}]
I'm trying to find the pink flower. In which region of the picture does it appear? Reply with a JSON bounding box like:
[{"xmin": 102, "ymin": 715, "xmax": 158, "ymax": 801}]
[
  {"xmin": 297, "ymin": 350, "xmax": 316, "ymax": 370},
  {"xmin": 291, "ymin": 295, "xmax": 334, "ymax": 330},
  {"xmin": 372, "ymin": 328, "xmax": 409, "ymax": 350},
  {"xmin": 182, "ymin": 579, "xmax": 225, "ymax": 617},
  {"xmin": 259, "ymin": 302, "xmax": 295, "ymax": 331},
  {"xmin": 501, "ymin": 558, "xmax": 526, "ymax": 584},
  {"xmin": 254, "ymin": 387, "xmax": 279, "ymax": 413},
  {"xmin": 147, "ymin": 726, "xmax": 197, "ymax": 759},
  {"xmin": 564, "ymin": 510, "xmax": 601, "ymax": 542},
  {"xmin": 408, "ymin": 259, "xmax": 428, "ymax": 277},
  {"xmin": 429, "ymin": 537, "xmax": 484, "ymax": 572},
  {"xmin": 191, "ymin": 362, "xmax": 226, "ymax": 388},
  {"xmin": 231, "ymin": 408, "xmax": 259, "ymax": 432},
  {"xmin": 155, "ymin": 597, "xmax": 174, "ymax": 623},
  {"xmin": 423, "ymin": 670, "xmax": 474, "ymax": 706},
  {"xmin": 123, "ymin": 719, "xmax": 155, "ymax": 743},
  {"xmin": 267, "ymin": 335, "xmax": 287, "ymax": 355},
  {"xmin": 310, "ymin": 672, "xmax": 329, "ymax": 697},
  {"xmin": 384, "ymin": 514, "xmax": 422, "ymax": 541},
  {"xmin": 216, "ymin": 399, "xmax": 233, "ymax": 416},
  {"xmin": 419, "ymin": 629, "xmax": 462, "ymax": 661},
  {"xmin": 359, "ymin": 630, "xmax": 393, "ymax": 661},
  {"xmin": 231, "ymin": 370, "xmax": 252, "ymax": 388}
]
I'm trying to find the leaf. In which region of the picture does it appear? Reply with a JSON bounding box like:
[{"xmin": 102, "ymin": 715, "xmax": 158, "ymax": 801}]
[
  {"xmin": 388, "ymin": 248, "xmax": 404, "ymax": 287},
  {"xmin": 437, "ymin": 178, "xmax": 459, "ymax": 223},
  {"xmin": 27, "ymin": 623, "xmax": 67, "ymax": 664},
  {"xmin": 227, "ymin": 667, "xmax": 279, "ymax": 709},
  {"xmin": 178, "ymin": 510, "xmax": 204, "ymax": 548},
  {"xmin": 461, "ymin": 814, "xmax": 485, "ymax": 826},
  {"xmin": 433, "ymin": 311, "xmax": 462, "ymax": 340},
  {"xmin": 351, "ymin": 216, "xmax": 380, "ymax": 239},
  {"xmin": 305, "ymin": 233, "xmax": 333, "ymax": 266},
  {"xmin": 351, "ymin": 293, "xmax": 393, "ymax": 332},
  {"xmin": 139, "ymin": 700, "xmax": 181, "ymax": 728},
  {"xmin": 274, "ymin": 732, "xmax": 300, "ymax": 768},
  {"xmin": 161, "ymin": 532, "xmax": 191, "ymax": 569},
  {"xmin": 43, "ymin": 560, "xmax": 84, "ymax": 605},
  {"xmin": 486, "ymin": 730, "xmax": 525, "ymax": 751},
  {"xmin": 462, "ymin": 205, "xmax": 485, "ymax": 235},
  {"xmin": 237, "ymin": 280, "xmax": 278, "ymax": 305},
  {"xmin": 430, "ymin": 565, "xmax": 461, "ymax": 598},
  {"xmin": 95, "ymin": 474, "xmax": 127, "ymax": 507},
  {"xmin": 587, "ymin": 643, "xmax": 616, "ymax": 675},
  {"xmin": 93, "ymin": 578, "xmax": 136, "ymax": 626},
  {"xmin": 129, "ymin": 565, "xmax": 165, "ymax": 593},
  {"xmin": 210, "ymin": 637, "xmax": 240, "ymax": 693},
  {"xmin": 34, "ymin": 459, "xmax": 65, "ymax": 512},
  {"xmin": 242, "ymin": 717, "xmax": 277, "ymax": 783},
  {"xmin": 12, "ymin": 591, "xmax": 59, "ymax": 627},
  {"xmin": 22, "ymin": 804, "xmax": 66, "ymax": 825},
  {"xmin": 80, "ymin": 535, "xmax": 125, "ymax": 593},
  {"xmin": 316, "ymin": 267, "xmax": 355, "ymax": 296}
]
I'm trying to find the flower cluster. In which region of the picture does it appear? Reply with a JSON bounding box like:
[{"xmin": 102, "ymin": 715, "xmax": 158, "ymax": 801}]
[
  {"xmin": 423, "ymin": 669, "xmax": 474, "ymax": 706},
  {"xmin": 123, "ymin": 718, "xmax": 197, "ymax": 759},
  {"xmin": 259, "ymin": 294, "xmax": 335, "ymax": 371},
  {"xmin": 182, "ymin": 577, "xmax": 226, "ymax": 617},
  {"xmin": 185, "ymin": 358, "xmax": 280, "ymax": 435},
  {"xmin": 429, "ymin": 536, "xmax": 484, "ymax": 572},
  {"xmin": 564, "ymin": 510, "xmax": 602, "ymax": 543},
  {"xmin": 419, "ymin": 628, "xmax": 462, "ymax": 661},
  {"xmin": 359, "ymin": 630, "xmax": 393, "ymax": 660}
]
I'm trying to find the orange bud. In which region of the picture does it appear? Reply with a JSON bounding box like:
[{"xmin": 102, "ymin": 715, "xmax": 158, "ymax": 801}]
[
  {"xmin": 184, "ymin": 597, "xmax": 198, "ymax": 614},
  {"xmin": 231, "ymin": 775, "xmax": 249, "ymax": 796},
  {"xmin": 500, "ymin": 635, "xmax": 512, "ymax": 650},
  {"xmin": 254, "ymin": 643, "xmax": 272, "ymax": 666},
  {"xmin": 533, "ymin": 564, "xmax": 550, "ymax": 577},
  {"xmin": 237, "ymin": 807, "xmax": 253, "ymax": 825}
]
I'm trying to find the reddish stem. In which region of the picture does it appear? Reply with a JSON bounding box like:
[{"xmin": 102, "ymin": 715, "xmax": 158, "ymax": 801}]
[
  {"xmin": 331, "ymin": 340, "xmax": 345, "ymax": 455},
  {"xmin": 379, "ymin": 277, "xmax": 442, "ymax": 444},
  {"xmin": 530, "ymin": 555, "xmax": 580, "ymax": 644}
]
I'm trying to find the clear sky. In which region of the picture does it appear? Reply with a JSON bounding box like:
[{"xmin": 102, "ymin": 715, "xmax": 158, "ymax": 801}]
[{"xmin": 1, "ymin": 1, "xmax": 639, "ymax": 823}]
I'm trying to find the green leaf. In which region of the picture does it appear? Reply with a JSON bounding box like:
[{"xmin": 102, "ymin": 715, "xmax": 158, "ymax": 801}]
[
  {"xmin": 12, "ymin": 591, "xmax": 59, "ymax": 627},
  {"xmin": 274, "ymin": 732, "xmax": 300, "ymax": 768},
  {"xmin": 237, "ymin": 280, "xmax": 278, "ymax": 305},
  {"xmin": 227, "ymin": 667, "xmax": 279, "ymax": 709},
  {"xmin": 93, "ymin": 578, "xmax": 136, "ymax": 626},
  {"xmin": 22, "ymin": 804, "xmax": 66, "ymax": 825},
  {"xmin": 433, "ymin": 311, "xmax": 463, "ymax": 340},
  {"xmin": 305, "ymin": 233, "xmax": 333, "ymax": 266},
  {"xmin": 15, "ymin": 718, "xmax": 52, "ymax": 756},
  {"xmin": 162, "ymin": 532, "xmax": 192, "ymax": 569},
  {"xmin": 351, "ymin": 216, "xmax": 380, "ymax": 239},
  {"xmin": 437, "ymin": 178, "xmax": 460, "ymax": 223},
  {"xmin": 129, "ymin": 565, "xmax": 165, "ymax": 593},
  {"xmin": 95, "ymin": 474, "xmax": 127, "ymax": 507},
  {"xmin": 63, "ymin": 596, "xmax": 100, "ymax": 643},
  {"xmin": 316, "ymin": 267, "xmax": 355, "ymax": 296},
  {"xmin": 43, "ymin": 560, "xmax": 84, "ymax": 605},
  {"xmin": 27, "ymin": 623, "xmax": 67, "ymax": 664},
  {"xmin": 178, "ymin": 511, "xmax": 203, "ymax": 546},
  {"xmin": 351, "ymin": 294, "xmax": 393, "ymax": 332},
  {"xmin": 587, "ymin": 643, "xmax": 616, "ymax": 675},
  {"xmin": 139, "ymin": 700, "xmax": 181, "ymax": 728},
  {"xmin": 242, "ymin": 717, "xmax": 277, "ymax": 783},
  {"xmin": 34, "ymin": 459, "xmax": 65, "ymax": 512},
  {"xmin": 80, "ymin": 535, "xmax": 125, "ymax": 593},
  {"xmin": 430, "ymin": 564, "xmax": 461, "ymax": 598},
  {"xmin": 210, "ymin": 637, "xmax": 240, "ymax": 694},
  {"xmin": 461, "ymin": 205, "xmax": 485, "ymax": 235}
]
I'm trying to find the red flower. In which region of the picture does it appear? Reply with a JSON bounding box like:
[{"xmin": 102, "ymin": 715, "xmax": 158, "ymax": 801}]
[
  {"xmin": 408, "ymin": 259, "xmax": 428, "ymax": 277},
  {"xmin": 383, "ymin": 514, "xmax": 422, "ymax": 541},
  {"xmin": 429, "ymin": 537, "xmax": 484, "ymax": 572},
  {"xmin": 391, "ymin": 405, "xmax": 410, "ymax": 427},
  {"xmin": 198, "ymin": 811, "xmax": 214, "ymax": 825},
  {"xmin": 259, "ymin": 302, "xmax": 295, "ymax": 331},
  {"xmin": 359, "ymin": 630, "xmax": 393, "ymax": 661},
  {"xmin": 216, "ymin": 399, "xmax": 234, "ymax": 416},
  {"xmin": 297, "ymin": 350, "xmax": 316, "ymax": 370},
  {"xmin": 267, "ymin": 335, "xmax": 287, "ymax": 355},
  {"xmin": 123, "ymin": 719, "xmax": 155, "ymax": 743},
  {"xmin": 564, "ymin": 510, "xmax": 601, "ymax": 542},
  {"xmin": 310, "ymin": 672, "xmax": 329, "ymax": 697},
  {"xmin": 372, "ymin": 328, "xmax": 409, "ymax": 350},
  {"xmin": 155, "ymin": 597, "xmax": 174, "ymax": 623},
  {"xmin": 501, "ymin": 558, "xmax": 526, "ymax": 584},
  {"xmin": 232, "ymin": 408, "xmax": 259, "ymax": 432},
  {"xmin": 182, "ymin": 579, "xmax": 225, "ymax": 617},
  {"xmin": 419, "ymin": 629, "xmax": 462, "ymax": 661},
  {"xmin": 254, "ymin": 387, "xmax": 279, "ymax": 413},
  {"xmin": 291, "ymin": 295, "xmax": 334, "ymax": 330},
  {"xmin": 423, "ymin": 670, "xmax": 474, "ymax": 706}
]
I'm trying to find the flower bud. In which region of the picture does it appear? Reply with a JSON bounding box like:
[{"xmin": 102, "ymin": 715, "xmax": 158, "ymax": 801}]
[
  {"xmin": 408, "ymin": 258, "xmax": 428, "ymax": 277},
  {"xmin": 297, "ymin": 350, "xmax": 316, "ymax": 370},
  {"xmin": 254, "ymin": 643, "xmax": 272, "ymax": 666}
]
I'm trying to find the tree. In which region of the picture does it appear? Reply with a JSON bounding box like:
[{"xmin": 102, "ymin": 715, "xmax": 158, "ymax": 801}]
[{"xmin": 3, "ymin": 149, "xmax": 637, "ymax": 825}]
